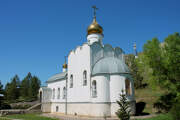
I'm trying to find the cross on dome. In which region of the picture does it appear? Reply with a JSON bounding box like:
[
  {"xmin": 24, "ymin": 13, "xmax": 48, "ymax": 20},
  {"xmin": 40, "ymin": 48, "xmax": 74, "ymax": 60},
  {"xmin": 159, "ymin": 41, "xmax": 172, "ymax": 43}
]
[
  {"xmin": 92, "ymin": 6, "xmax": 98, "ymax": 19},
  {"xmin": 87, "ymin": 6, "xmax": 103, "ymax": 35}
]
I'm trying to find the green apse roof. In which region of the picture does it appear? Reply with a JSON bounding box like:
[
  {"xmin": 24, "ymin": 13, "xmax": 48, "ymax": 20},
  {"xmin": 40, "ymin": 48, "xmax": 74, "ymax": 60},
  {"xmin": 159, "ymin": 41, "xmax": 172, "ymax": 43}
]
[{"xmin": 92, "ymin": 57, "xmax": 130, "ymax": 75}]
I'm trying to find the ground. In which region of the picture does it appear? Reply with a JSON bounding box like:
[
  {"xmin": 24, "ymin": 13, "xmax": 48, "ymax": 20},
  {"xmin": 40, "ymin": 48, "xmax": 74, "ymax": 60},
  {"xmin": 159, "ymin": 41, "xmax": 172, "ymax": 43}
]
[
  {"xmin": 0, "ymin": 114, "xmax": 58, "ymax": 120},
  {"xmin": 136, "ymin": 114, "xmax": 172, "ymax": 120},
  {"xmin": 0, "ymin": 113, "xmax": 172, "ymax": 120}
]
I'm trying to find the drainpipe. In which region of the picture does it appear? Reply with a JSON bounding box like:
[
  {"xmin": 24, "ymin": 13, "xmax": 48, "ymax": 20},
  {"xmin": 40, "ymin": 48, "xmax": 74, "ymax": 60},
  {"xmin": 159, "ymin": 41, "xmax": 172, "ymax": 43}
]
[{"xmin": 65, "ymin": 74, "xmax": 68, "ymax": 115}]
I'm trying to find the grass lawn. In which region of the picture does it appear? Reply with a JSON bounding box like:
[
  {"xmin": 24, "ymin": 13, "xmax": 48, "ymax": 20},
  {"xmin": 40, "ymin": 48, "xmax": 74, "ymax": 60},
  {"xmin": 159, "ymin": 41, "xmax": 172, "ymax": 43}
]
[
  {"xmin": 0, "ymin": 113, "xmax": 58, "ymax": 120},
  {"xmin": 0, "ymin": 117, "xmax": 11, "ymax": 120},
  {"xmin": 135, "ymin": 114, "xmax": 173, "ymax": 120}
]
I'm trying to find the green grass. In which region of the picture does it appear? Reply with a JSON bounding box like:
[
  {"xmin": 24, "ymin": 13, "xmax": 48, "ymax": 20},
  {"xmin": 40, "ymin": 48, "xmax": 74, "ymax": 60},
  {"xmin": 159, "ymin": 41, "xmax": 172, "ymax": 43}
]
[
  {"xmin": 0, "ymin": 117, "xmax": 11, "ymax": 120},
  {"xmin": 135, "ymin": 114, "xmax": 173, "ymax": 120},
  {"xmin": 135, "ymin": 87, "xmax": 165, "ymax": 114},
  {"xmin": 0, "ymin": 113, "xmax": 58, "ymax": 120}
]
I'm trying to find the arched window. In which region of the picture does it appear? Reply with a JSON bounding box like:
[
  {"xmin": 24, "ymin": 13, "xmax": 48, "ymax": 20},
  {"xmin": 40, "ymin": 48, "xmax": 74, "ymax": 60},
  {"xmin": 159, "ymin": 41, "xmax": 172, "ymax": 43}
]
[
  {"xmin": 63, "ymin": 87, "xmax": 66, "ymax": 99},
  {"xmin": 92, "ymin": 80, "xmax": 97, "ymax": 98},
  {"xmin": 57, "ymin": 88, "xmax": 60, "ymax": 99},
  {"xmin": 83, "ymin": 70, "xmax": 87, "ymax": 86},
  {"xmin": 125, "ymin": 79, "xmax": 131, "ymax": 96},
  {"xmin": 70, "ymin": 75, "xmax": 73, "ymax": 88},
  {"xmin": 53, "ymin": 88, "xmax": 55, "ymax": 99},
  {"xmin": 56, "ymin": 106, "xmax": 59, "ymax": 112}
]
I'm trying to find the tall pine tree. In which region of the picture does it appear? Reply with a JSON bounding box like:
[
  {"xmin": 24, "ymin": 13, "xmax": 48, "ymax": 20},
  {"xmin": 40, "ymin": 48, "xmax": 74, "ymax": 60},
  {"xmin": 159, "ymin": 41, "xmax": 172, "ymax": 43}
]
[
  {"xmin": 29, "ymin": 76, "xmax": 41, "ymax": 99},
  {"xmin": 116, "ymin": 90, "xmax": 131, "ymax": 120},
  {"xmin": 0, "ymin": 80, "xmax": 3, "ymax": 95},
  {"xmin": 0, "ymin": 80, "xmax": 4, "ymax": 108},
  {"xmin": 20, "ymin": 72, "xmax": 32, "ymax": 99},
  {"xmin": 4, "ymin": 75, "xmax": 20, "ymax": 102}
]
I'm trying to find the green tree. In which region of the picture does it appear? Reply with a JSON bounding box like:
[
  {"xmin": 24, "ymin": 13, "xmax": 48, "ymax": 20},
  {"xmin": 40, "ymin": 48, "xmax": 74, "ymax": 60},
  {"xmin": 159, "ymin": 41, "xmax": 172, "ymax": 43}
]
[
  {"xmin": 28, "ymin": 76, "xmax": 41, "ymax": 99},
  {"xmin": 163, "ymin": 33, "xmax": 180, "ymax": 97},
  {"xmin": 125, "ymin": 54, "xmax": 143, "ymax": 89},
  {"xmin": 142, "ymin": 33, "xmax": 180, "ymax": 111},
  {"xmin": 0, "ymin": 80, "xmax": 4, "ymax": 108},
  {"xmin": 4, "ymin": 75, "xmax": 20, "ymax": 102},
  {"xmin": 116, "ymin": 90, "xmax": 131, "ymax": 120},
  {"xmin": 143, "ymin": 33, "xmax": 180, "ymax": 95},
  {"xmin": 0, "ymin": 80, "xmax": 3, "ymax": 94},
  {"xmin": 20, "ymin": 72, "xmax": 32, "ymax": 99}
]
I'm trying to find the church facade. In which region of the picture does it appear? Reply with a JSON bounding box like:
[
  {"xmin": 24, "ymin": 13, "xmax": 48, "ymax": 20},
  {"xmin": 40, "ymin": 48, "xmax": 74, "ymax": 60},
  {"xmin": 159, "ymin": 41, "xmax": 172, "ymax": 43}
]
[{"xmin": 39, "ymin": 10, "xmax": 136, "ymax": 117}]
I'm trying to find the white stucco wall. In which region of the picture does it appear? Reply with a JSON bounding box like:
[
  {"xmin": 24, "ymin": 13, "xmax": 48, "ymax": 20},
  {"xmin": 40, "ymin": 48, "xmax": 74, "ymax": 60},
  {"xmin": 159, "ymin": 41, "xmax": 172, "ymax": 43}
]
[
  {"xmin": 110, "ymin": 74, "xmax": 125, "ymax": 102},
  {"xmin": 41, "ymin": 103, "xmax": 51, "ymax": 113},
  {"xmin": 67, "ymin": 43, "xmax": 91, "ymax": 102},
  {"xmin": 39, "ymin": 87, "xmax": 52, "ymax": 103},
  {"xmin": 91, "ymin": 75, "xmax": 110, "ymax": 103},
  {"xmin": 47, "ymin": 80, "xmax": 66, "ymax": 103},
  {"xmin": 51, "ymin": 103, "xmax": 111, "ymax": 117}
]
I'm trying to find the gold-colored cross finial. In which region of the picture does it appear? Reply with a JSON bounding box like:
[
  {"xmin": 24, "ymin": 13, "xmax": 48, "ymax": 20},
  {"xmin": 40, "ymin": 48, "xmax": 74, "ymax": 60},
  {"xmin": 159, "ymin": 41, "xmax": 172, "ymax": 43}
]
[
  {"xmin": 92, "ymin": 6, "xmax": 98, "ymax": 18},
  {"xmin": 63, "ymin": 56, "xmax": 67, "ymax": 69},
  {"xmin": 64, "ymin": 56, "xmax": 67, "ymax": 64}
]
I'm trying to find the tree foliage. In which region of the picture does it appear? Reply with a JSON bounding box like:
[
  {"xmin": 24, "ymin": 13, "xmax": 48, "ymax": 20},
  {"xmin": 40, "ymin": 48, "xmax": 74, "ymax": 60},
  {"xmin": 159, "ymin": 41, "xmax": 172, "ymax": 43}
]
[
  {"xmin": 116, "ymin": 90, "xmax": 131, "ymax": 120},
  {"xmin": 4, "ymin": 72, "xmax": 41, "ymax": 103},
  {"xmin": 4, "ymin": 75, "xmax": 20, "ymax": 101},
  {"xmin": 28, "ymin": 76, "xmax": 41, "ymax": 99},
  {"xmin": 0, "ymin": 80, "xmax": 3, "ymax": 94},
  {"xmin": 20, "ymin": 72, "xmax": 32, "ymax": 99},
  {"xmin": 170, "ymin": 100, "xmax": 180, "ymax": 120},
  {"xmin": 143, "ymin": 33, "xmax": 180, "ymax": 95},
  {"xmin": 141, "ymin": 32, "xmax": 180, "ymax": 112},
  {"xmin": 0, "ymin": 80, "xmax": 4, "ymax": 108},
  {"xmin": 125, "ymin": 54, "xmax": 144, "ymax": 89}
]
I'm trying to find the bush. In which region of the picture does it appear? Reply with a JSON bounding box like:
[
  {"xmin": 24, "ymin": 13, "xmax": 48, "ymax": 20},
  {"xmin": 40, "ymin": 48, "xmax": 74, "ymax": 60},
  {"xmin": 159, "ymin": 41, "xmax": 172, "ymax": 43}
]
[
  {"xmin": 0, "ymin": 103, "xmax": 11, "ymax": 109},
  {"xmin": 153, "ymin": 93, "xmax": 176, "ymax": 113},
  {"xmin": 170, "ymin": 100, "xmax": 180, "ymax": 120}
]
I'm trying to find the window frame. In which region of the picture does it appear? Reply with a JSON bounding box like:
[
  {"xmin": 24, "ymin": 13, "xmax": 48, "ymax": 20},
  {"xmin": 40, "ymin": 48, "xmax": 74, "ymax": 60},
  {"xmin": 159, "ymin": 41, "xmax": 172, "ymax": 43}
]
[
  {"xmin": 63, "ymin": 87, "xmax": 66, "ymax": 99},
  {"xmin": 70, "ymin": 75, "xmax": 73, "ymax": 88},
  {"xmin": 92, "ymin": 80, "xmax": 97, "ymax": 98},
  {"xmin": 52, "ymin": 88, "xmax": 55, "ymax": 99},
  {"xmin": 83, "ymin": 70, "xmax": 87, "ymax": 86},
  {"xmin": 57, "ymin": 88, "xmax": 60, "ymax": 99}
]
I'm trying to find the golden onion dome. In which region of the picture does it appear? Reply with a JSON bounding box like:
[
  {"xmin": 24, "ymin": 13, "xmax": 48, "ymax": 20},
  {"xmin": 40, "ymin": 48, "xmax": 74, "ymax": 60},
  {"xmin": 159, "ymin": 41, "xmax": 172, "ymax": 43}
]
[
  {"xmin": 63, "ymin": 63, "xmax": 67, "ymax": 69},
  {"xmin": 87, "ymin": 17, "xmax": 103, "ymax": 35}
]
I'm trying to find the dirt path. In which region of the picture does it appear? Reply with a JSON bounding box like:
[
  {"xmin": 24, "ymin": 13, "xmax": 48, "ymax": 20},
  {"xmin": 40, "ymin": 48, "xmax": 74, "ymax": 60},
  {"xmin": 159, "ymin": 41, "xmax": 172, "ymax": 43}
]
[{"xmin": 42, "ymin": 113, "xmax": 157, "ymax": 120}]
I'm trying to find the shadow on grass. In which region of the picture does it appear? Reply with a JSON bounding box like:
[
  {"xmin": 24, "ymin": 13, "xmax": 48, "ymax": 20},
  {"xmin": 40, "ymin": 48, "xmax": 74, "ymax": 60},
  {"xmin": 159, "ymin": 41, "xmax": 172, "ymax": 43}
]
[{"xmin": 135, "ymin": 102, "xmax": 150, "ymax": 116}]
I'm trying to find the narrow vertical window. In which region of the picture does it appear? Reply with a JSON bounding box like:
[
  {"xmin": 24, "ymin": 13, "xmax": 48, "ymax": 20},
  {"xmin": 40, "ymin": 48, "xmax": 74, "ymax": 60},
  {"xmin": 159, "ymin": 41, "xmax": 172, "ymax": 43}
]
[
  {"xmin": 63, "ymin": 87, "xmax": 66, "ymax": 99},
  {"xmin": 57, "ymin": 88, "xmax": 60, "ymax": 99},
  {"xmin": 92, "ymin": 80, "xmax": 97, "ymax": 98},
  {"xmin": 53, "ymin": 88, "xmax": 55, "ymax": 99},
  {"xmin": 125, "ymin": 79, "xmax": 131, "ymax": 96},
  {"xmin": 56, "ymin": 106, "xmax": 59, "ymax": 112},
  {"xmin": 83, "ymin": 70, "xmax": 87, "ymax": 86},
  {"xmin": 70, "ymin": 75, "xmax": 73, "ymax": 88}
]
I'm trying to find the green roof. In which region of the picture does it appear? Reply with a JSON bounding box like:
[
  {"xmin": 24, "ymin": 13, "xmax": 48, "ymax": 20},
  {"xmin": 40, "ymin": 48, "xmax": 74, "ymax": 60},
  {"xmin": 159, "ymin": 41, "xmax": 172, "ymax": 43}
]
[
  {"xmin": 92, "ymin": 57, "xmax": 130, "ymax": 75},
  {"xmin": 46, "ymin": 72, "xmax": 67, "ymax": 83}
]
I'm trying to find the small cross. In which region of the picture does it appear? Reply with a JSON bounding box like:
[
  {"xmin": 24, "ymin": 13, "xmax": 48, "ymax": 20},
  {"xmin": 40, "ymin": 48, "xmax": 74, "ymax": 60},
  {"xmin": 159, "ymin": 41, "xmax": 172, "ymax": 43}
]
[
  {"xmin": 64, "ymin": 56, "xmax": 67, "ymax": 64},
  {"xmin": 92, "ymin": 6, "xmax": 98, "ymax": 18}
]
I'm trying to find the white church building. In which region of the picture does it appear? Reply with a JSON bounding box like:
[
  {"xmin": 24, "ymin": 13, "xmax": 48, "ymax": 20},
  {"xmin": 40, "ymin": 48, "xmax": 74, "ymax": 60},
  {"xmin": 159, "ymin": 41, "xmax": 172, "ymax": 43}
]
[{"xmin": 39, "ymin": 8, "xmax": 136, "ymax": 117}]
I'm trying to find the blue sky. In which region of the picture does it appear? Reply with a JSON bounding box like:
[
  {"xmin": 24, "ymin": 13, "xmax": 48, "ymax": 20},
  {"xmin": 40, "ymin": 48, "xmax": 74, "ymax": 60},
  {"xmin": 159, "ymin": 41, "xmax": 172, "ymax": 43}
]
[{"xmin": 0, "ymin": 0, "xmax": 180, "ymax": 86}]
